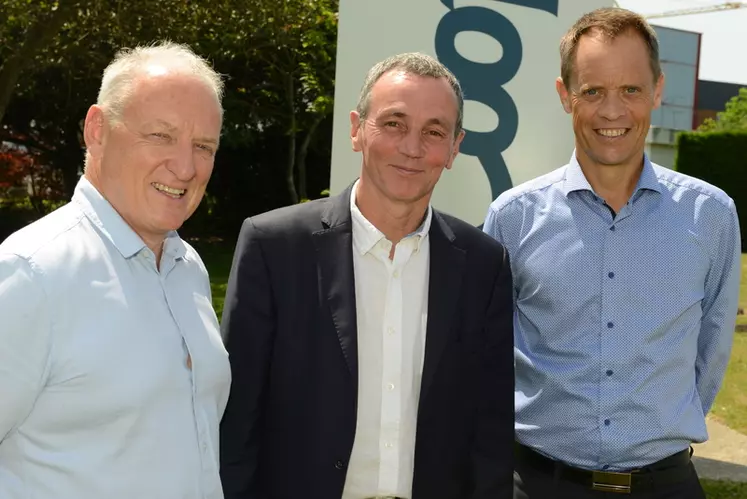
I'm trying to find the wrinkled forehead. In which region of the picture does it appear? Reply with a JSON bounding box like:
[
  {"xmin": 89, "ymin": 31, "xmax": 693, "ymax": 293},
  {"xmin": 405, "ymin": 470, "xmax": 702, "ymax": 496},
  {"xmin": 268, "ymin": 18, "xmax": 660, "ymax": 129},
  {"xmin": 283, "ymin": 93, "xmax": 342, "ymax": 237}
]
[
  {"xmin": 571, "ymin": 30, "xmax": 656, "ymax": 86},
  {"xmin": 369, "ymin": 71, "xmax": 459, "ymax": 125},
  {"xmin": 123, "ymin": 73, "xmax": 222, "ymax": 127}
]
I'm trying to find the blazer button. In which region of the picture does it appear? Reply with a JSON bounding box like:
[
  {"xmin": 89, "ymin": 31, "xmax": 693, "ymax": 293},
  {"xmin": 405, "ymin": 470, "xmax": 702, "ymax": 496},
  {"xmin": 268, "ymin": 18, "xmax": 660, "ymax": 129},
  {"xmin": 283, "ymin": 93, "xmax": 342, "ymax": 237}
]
[{"xmin": 335, "ymin": 460, "xmax": 345, "ymax": 470}]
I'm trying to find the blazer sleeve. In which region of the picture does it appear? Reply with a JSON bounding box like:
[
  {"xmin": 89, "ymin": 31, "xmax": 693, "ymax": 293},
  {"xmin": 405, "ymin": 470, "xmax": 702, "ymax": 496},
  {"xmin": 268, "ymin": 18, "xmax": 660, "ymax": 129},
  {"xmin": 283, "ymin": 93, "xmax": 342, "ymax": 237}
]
[
  {"xmin": 471, "ymin": 245, "xmax": 515, "ymax": 499},
  {"xmin": 219, "ymin": 218, "xmax": 276, "ymax": 499}
]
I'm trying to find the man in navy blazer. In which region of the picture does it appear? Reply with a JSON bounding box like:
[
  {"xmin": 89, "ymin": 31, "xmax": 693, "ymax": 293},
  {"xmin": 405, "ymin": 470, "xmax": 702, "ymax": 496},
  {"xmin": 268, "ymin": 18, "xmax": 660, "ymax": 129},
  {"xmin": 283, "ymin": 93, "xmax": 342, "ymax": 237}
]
[{"xmin": 219, "ymin": 52, "xmax": 514, "ymax": 499}]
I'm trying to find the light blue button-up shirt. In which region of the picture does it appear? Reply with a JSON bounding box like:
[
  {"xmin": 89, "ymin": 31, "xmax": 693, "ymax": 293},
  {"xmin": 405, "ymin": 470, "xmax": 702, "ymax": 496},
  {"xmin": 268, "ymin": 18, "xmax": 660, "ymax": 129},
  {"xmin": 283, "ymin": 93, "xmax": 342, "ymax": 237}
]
[
  {"xmin": 483, "ymin": 153, "xmax": 741, "ymax": 470},
  {"xmin": 0, "ymin": 177, "xmax": 231, "ymax": 498}
]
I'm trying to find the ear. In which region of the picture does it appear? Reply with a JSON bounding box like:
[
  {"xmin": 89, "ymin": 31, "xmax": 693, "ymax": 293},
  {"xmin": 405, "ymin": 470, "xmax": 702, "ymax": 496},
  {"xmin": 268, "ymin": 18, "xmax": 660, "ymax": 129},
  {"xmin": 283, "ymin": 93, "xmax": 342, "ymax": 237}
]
[
  {"xmin": 445, "ymin": 129, "xmax": 466, "ymax": 170},
  {"xmin": 556, "ymin": 77, "xmax": 572, "ymax": 114},
  {"xmin": 653, "ymin": 72, "xmax": 665, "ymax": 109},
  {"xmin": 83, "ymin": 105, "xmax": 108, "ymax": 160},
  {"xmin": 350, "ymin": 110, "xmax": 363, "ymax": 152}
]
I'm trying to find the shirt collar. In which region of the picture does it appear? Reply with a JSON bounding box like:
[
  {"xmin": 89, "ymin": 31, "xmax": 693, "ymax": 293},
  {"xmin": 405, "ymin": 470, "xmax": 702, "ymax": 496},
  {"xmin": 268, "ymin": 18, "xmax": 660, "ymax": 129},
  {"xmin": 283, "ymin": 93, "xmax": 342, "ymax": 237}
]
[
  {"xmin": 562, "ymin": 150, "xmax": 662, "ymax": 197},
  {"xmin": 72, "ymin": 176, "xmax": 187, "ymax": 261},
  {"xmin": 349, "ymin": 179, "xmax": 432, "ymax": 256}
]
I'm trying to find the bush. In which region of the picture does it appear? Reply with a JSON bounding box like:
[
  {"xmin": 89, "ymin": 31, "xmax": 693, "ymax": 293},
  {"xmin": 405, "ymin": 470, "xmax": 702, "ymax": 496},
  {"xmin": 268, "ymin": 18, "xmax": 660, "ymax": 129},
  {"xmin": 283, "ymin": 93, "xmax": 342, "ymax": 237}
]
[{"xmin": 674, "ymin": 131, "xmax": 747, "ymax": 251}]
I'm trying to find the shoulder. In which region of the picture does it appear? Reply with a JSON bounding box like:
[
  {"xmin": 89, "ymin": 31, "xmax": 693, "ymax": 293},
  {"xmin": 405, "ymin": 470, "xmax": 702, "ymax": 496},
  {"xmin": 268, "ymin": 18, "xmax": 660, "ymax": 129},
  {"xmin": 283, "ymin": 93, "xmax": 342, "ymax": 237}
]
[
  {"xmin": 181, "ymin": 239, "xmax": 210, "ymax": 275},
  {"xmin": 242, "ymin": 196, "xmax": 332, "ymax": 238},
  {"xmin": 435, "ymin": 211, "xmax": 507, "ymax": 256},
  {"xmin": 488, "ymin": 165, "xmax": 567, "ymax": 215},
  {"xmin": 0, "ymin": 202, "xmax": 86, "ymax": 270},
  {"xmin": 653, "ymin": 164, "xmax": 735, "ymax": 213}
]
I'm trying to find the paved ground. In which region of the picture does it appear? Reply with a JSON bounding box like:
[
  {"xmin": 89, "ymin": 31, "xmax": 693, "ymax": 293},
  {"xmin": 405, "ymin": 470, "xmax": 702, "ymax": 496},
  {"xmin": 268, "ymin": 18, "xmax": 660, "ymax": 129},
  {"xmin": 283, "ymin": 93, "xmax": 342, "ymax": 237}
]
[{"xmin": 692, "ymin": 416, "xmax": 747, "ymax": 481}]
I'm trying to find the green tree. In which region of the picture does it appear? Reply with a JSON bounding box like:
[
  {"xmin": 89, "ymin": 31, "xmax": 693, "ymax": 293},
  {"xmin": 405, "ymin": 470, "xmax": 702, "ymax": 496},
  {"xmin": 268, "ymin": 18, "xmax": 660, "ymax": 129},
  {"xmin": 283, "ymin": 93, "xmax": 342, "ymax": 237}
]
[
  {"xmin": 698, "ymin": 87, "xmax": 747, "ymax": 132},
  {"xmin": 0, "ymin": 0, "xmax": 83, "ymax": 124},
  {"xmin": 1, "ymin": 0, "xmax": 339, "ymax": 225}
]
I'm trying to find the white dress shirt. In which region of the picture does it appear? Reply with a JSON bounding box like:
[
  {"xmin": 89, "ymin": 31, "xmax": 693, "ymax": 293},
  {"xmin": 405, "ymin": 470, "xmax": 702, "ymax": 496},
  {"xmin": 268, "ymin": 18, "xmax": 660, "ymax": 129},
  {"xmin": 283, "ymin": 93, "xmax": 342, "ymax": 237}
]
[
  {"xmin": 0, "ymin": 177, "xmax": 231, "ymax": 499},
  {"xmin": 341, "ymin": 181, "xmax": 431, "ymax": 499}
]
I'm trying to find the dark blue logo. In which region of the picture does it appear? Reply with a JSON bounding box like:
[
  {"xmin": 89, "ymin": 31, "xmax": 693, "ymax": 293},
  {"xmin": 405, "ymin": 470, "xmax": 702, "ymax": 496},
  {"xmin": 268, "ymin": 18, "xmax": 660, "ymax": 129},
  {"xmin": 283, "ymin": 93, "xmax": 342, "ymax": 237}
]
[{"xmin": 436, "ymin": 0, "xmax": 558, "ymax": 200}]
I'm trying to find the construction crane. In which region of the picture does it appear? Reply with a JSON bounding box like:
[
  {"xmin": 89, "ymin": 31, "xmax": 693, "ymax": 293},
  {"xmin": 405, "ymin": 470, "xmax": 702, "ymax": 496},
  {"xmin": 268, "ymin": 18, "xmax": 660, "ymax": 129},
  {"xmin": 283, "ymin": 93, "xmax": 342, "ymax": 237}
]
[{"xmin": 613, "ymin": 1, "xmax": 747, "ymax": 19}]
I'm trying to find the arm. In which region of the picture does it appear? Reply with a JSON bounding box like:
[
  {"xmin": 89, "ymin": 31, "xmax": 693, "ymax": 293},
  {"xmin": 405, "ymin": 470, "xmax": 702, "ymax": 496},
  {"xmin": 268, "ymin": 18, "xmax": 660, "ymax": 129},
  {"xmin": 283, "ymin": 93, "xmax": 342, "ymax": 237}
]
[
  {"xmin": 471, "ymin": 245, "xmax": 515, "ymax": 499},
  {"xmin": 696, "ymin": 200, "xmax": 741, "ymax": 414},
  {"xmin": 219, "ymin": 218, "xmax": 276, "ymax": 499},
  {"xmin": 0, "ymin": 254, "xmax": 51, "ymax": 442}
]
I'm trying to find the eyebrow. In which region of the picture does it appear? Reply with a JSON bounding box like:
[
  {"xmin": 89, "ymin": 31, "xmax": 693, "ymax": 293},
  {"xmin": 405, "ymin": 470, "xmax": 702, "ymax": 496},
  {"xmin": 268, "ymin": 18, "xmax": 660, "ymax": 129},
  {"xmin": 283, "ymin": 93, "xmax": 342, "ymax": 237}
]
[
  {"xmin": 379, "ymin": 110, "xmax": 452, "ymax": 128},
  {"xmin": 196, "ymin": 136, "xmax": 220, "ymax": 147}
]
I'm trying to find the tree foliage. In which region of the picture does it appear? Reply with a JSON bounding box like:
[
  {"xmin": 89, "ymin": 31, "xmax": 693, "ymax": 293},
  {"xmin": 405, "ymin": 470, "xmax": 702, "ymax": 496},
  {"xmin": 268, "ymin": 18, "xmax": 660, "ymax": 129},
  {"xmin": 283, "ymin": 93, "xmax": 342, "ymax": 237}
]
[
  {"xmin": 698, "ymin": 87, "xmax": 747, "ymax": 132},
  {"xmin": 0, "ymin": 0, "xmax": 339, "ymax": 235}
]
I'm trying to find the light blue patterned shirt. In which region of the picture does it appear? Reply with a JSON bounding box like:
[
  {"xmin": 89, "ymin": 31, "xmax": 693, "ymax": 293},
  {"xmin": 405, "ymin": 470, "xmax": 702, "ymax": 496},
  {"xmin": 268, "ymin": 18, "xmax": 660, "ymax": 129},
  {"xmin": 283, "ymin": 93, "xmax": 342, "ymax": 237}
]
[
  {"xmin": 0, "ymin": 177, "xmax": 231, "ymax": 498},
  {"xmin": 483, "ymin": 153, "xmax": 741, "ymax": 471}
]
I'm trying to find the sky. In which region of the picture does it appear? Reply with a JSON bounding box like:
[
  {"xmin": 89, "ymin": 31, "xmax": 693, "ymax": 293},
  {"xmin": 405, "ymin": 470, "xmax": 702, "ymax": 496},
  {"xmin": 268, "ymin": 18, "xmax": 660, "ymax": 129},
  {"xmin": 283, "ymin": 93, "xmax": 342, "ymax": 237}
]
[{"xmin": 616, "ymin": 0, "xmax": 747, "ymax": 85}]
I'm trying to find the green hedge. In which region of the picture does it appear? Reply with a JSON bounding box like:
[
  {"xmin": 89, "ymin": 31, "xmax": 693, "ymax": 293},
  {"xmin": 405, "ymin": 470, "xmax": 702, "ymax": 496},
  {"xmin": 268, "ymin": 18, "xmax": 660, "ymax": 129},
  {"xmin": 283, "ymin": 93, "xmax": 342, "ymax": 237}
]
[{"xmin": 674, "ymin": 131, "xmax": 747, "ymax": 251}]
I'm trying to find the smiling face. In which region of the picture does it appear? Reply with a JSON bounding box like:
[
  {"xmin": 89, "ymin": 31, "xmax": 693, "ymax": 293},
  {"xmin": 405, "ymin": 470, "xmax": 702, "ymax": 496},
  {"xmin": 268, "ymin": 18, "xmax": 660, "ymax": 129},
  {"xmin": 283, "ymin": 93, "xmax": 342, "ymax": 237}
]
[
  {"xmin": 84, "ymin": 70, "xmax": 222, "ymax": 248},
  {"xmin": 350, "ymin": 70, "xmax": 464, "ymax": 208},
  {"xmin": 557, "ymin": 28, "xmax": 664, "ymax": 170}
]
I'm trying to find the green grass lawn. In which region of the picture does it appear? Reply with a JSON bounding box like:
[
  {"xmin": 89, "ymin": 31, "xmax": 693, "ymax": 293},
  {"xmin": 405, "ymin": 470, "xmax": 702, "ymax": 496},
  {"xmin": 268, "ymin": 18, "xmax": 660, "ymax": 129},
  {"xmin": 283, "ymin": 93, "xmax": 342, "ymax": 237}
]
[
  {"xmin": 711, "ymin": 333, "xmax": 747, "ymax": 435},
  {"xmin": 735, "ymin": 254, "xmax": 747, "ymax": 327},
  {"xmin": 190, "ymin": 239, "xmax": 234, "ymax": 321},
  {"xmin": 709, "ymin": 254, "xmax": 747, "ymax": 435},
  {"xmin": 702, "ymin": 479, "xmax": 747, "ymax": 498}
]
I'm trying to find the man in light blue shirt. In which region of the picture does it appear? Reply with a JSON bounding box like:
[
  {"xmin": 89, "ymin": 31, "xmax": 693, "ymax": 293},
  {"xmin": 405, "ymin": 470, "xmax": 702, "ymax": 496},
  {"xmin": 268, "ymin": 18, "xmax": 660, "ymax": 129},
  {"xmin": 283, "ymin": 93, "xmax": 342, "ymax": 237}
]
[
  {"xmin": 0, "ymin": 42, "xmax": 231, "ymax": 498},
  {"xmin": 483, "ymin": 7, "xmax": 740, "ymax": 499}
]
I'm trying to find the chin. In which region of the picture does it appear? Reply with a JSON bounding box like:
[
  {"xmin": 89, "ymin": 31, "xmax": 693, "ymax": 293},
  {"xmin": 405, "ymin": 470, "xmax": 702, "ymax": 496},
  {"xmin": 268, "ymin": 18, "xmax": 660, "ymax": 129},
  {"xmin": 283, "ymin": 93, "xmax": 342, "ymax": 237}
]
[{"xmin": 587, "ymin": 149, "xmax": 636, "ymax": 167}]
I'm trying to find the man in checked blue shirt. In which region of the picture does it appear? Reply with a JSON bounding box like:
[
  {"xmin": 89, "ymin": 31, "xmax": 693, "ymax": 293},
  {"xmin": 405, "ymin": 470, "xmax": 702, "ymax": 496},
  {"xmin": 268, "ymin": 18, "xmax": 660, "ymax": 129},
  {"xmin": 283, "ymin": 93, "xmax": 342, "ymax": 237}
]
[{"xmin": 483, "ymin": 7, "xmax": 741, "ymax": 499}]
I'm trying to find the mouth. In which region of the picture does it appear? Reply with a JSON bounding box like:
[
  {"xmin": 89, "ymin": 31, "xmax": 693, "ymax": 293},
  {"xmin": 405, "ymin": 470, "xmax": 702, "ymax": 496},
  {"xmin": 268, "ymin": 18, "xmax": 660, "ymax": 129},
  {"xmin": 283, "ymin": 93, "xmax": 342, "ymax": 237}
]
[
  {"xmin": 595, "ymin": 128, "xmax": 630, "ymax": 139},
  {"xmin": 391, "ymin": 164, "xmax": 423, "ymax": 175},
  {"xmin": 152, "ymin": 182, "xmax": 186, "ymax": 199}
]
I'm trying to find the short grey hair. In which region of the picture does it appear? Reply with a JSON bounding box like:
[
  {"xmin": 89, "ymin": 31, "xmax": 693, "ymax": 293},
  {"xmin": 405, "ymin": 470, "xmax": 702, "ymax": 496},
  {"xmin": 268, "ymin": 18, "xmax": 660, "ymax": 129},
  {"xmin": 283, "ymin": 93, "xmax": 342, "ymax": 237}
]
[
  {"xmin": 97, "ymin": 41, "xmax": 224, "ymax": 123},
  {"xmin": 355, "ymin": 52, "xmax": 464, "ymax": 137}
]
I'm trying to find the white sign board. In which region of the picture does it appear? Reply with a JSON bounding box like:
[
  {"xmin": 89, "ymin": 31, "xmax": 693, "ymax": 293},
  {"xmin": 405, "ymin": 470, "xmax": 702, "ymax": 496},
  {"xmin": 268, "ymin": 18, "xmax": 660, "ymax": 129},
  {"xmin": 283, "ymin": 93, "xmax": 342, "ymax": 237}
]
[{"xmin": 330, "ymin": 0, "xmax": 614, "ymax": 225}]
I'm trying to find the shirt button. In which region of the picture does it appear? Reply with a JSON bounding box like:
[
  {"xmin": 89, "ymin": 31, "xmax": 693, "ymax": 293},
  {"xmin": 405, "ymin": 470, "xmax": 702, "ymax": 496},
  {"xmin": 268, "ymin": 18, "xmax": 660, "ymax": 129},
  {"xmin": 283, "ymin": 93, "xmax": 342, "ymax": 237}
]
[
  {"xmin": 610, "ymin": 226, "xmax": 616, "ymax": 231},
  {"xmin": 604, "ymin": 419, "xmax": 611, "ymax": 426},
  {"xmin": 608, "ymin": 272, "xmax": 615, "ymax": 279},
  {"xmin": 603, "ymin": 465, "xmax": 610, "ymax": 470},
  {"xmin": 393, "ymin": 270, "xmax": 400, "ymax": 278},
  {"xmin": 607, "ymin": 322, "xmax": 614, "ymax": 329},
  {"xmin": 335, "ymin": 460, "xmax": 345, "ymax": 470},
  {"xmin": 387, "ymin": 326, "xmax": 395, "ymax": 335},
  {"xmin": 387, "ymin": 383, "xmax": 395, "ymax": 391},
  {"xmin": 606, "ymin": 370, "xmax": 614, "ymax": 376},
  {"xmin": 385, "ymin": 442, "xmax": 394, "ymax": 448}
]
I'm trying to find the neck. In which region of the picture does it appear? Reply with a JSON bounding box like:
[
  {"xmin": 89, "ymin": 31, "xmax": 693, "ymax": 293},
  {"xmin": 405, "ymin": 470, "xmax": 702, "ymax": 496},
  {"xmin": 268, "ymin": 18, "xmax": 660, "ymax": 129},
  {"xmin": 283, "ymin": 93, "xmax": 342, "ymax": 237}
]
[
  {"xmin": 355, "ymin": 179, "xmax": 429, "ymax": 248},
  {"xmin": 576, "ymin": 149, "xmax": 644, "ymax": 213}
]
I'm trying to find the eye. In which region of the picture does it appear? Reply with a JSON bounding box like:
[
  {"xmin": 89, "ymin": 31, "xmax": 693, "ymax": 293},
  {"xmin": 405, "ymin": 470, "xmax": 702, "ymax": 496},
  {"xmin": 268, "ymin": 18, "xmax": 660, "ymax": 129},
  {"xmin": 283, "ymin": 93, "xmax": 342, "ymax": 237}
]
[
  {"xmin": 150, "ymin": 132, "xmax": 171, "ymax": 139},
  {"xmin": 195, "ymin": 143, "xmax": 215, "ymax": 155},
  {"xmin": 427, "ymin": 130, "xmax": 445, "ymax": 138},
  {"xmin": 625, "ymin": 87, "xmax": 640, "ymax": 94},
  {"xmin": 584, "ymin": 88, "xmax": 598, "ymax": 96},
  {"xmin": 384, "ymin": 121, "xmax": 400, "ymax": 128}
]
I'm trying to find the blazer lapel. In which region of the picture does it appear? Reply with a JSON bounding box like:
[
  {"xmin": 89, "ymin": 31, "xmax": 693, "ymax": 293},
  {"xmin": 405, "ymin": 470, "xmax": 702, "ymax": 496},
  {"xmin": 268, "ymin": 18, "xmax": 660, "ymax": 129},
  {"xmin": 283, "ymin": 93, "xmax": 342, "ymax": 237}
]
[
  {"xmin": 421, "ymin": 212, "xmax": 465, "ymax": 400},
  {"xmin": 312, "ymin": 185, "xmax": 358, "ymax": 381}
]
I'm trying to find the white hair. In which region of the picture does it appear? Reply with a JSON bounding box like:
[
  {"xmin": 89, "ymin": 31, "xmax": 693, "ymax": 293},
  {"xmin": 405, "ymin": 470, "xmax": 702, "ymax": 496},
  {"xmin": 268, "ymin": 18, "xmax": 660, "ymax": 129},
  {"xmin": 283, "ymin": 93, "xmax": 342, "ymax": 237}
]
[{"xmin": 96, "ymin": 41, "xmax": 224, "ymax": 123}]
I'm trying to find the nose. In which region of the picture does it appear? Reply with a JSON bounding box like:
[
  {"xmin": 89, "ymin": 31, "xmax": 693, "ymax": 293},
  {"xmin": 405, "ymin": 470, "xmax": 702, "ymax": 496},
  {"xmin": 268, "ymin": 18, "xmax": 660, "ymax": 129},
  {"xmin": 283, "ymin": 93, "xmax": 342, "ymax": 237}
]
[
  {"xmin": 167, "ymin": 141, "xmax": 197, "ymax": 182},
  {"xmin": 398, "ymin": 129, "xmax": 425, "ymax": 159},
  {"xmin": 598, "ymin": 92, "xmax": 626, "ymax": 122}
]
